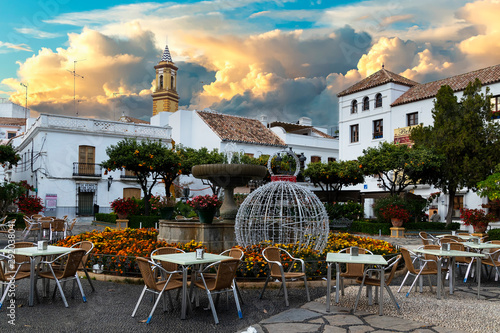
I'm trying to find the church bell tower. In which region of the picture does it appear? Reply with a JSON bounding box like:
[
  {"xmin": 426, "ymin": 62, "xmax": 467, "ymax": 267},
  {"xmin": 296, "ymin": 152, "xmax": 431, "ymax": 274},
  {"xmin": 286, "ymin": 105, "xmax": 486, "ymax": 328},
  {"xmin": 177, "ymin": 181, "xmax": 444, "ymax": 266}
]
[{"xmin": 152, "ymin": 45, "xmax": 179, "ymax": 115}]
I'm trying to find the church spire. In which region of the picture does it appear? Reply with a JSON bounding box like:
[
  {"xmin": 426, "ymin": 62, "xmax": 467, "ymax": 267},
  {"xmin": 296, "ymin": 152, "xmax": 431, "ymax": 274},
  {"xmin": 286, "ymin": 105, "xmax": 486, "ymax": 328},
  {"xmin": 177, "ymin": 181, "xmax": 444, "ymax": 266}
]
[{"xmin": 160, "ymin": 45, "xmax": 173, "ymax": 63}]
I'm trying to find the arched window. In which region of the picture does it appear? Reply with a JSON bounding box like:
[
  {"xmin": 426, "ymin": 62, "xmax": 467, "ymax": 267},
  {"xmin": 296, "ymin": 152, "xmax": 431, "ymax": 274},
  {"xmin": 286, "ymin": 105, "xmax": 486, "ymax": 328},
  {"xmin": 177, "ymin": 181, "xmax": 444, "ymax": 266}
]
[
  {"xmin": 351, "ymin": 100, "xmax": 358, "ymax": 114},
  {"xmin": 375, "ymin": 93, "xmax": 382, "ymax": 108},
  {"xmin": 363, "ymin": 97, "xmax": 369, "ymax": 111},
  {"xmin": 159, "ymin": 75, "xmax": 163, "ymax": 89}
]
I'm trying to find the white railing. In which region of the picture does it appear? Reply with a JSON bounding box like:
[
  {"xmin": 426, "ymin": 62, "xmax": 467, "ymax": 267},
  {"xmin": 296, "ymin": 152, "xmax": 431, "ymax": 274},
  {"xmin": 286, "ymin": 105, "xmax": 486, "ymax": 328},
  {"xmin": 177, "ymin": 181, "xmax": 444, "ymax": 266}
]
[{"xmin": 24, "ymin": 114, "xmax": 170, "ymax": 139}]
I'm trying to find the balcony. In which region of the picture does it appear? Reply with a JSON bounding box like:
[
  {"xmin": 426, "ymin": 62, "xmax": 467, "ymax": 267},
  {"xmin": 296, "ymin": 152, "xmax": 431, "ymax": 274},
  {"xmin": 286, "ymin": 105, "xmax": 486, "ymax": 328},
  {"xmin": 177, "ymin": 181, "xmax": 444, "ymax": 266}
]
[{"xmin": 73, "ymin": 163, "xmax": 102, "ymax": 178}]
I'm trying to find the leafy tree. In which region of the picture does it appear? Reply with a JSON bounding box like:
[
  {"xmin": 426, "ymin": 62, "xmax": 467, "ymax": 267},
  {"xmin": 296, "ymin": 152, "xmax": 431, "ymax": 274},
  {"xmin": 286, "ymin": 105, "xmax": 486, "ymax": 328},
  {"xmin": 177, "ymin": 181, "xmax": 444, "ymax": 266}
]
[
  {"xmin": 304, "ymin": 160, "xmax": 365, "ymax": 201},
  {"xmin": 0, "ymin": 181, "xmax": 27, "ymax": 215},
  {"xmin": 357, "ymin": 142, "xmax": 442, "ymax": 196},
  {"xmin": 101, "ymin": 139, "xmax": 168, "ymax": 215},
  {"xmin": 0, "ymin": 144, "xmax": 20, "ymax": 166},
  {"xmin": 411, "ymin": 79, "xmax": 500, "ymax": 226},
  {"xmin": 178, "ymin": 146, "xmax": 225, "ymax": 195}
]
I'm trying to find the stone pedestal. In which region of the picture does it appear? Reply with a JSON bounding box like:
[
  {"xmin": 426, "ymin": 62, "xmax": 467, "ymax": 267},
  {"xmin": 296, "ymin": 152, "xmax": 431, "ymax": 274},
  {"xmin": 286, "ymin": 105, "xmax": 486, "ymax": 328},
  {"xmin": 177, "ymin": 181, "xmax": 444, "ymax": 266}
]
[
  {"xmin": 116, "ymin": 219, "xmax": 128, "ymax": 229},
  {"xmin": 390, "ymin": 227, "xmax": 405, "ymax": 238},
  {"xmin": 158, "ymin": 219, "xmax": 236, "ymax": 253}
]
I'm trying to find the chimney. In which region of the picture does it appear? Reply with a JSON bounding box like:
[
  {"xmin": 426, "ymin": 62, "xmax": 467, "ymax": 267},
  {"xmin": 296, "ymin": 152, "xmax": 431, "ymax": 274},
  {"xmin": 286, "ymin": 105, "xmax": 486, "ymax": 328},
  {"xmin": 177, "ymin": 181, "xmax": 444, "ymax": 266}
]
[
  {"xmin": 298, "ymin": 117, "xmax": 312, "ymax": 126},
  {"xmin": 259, "ymin": 114, "xmax": 268, "ymax": 127}
]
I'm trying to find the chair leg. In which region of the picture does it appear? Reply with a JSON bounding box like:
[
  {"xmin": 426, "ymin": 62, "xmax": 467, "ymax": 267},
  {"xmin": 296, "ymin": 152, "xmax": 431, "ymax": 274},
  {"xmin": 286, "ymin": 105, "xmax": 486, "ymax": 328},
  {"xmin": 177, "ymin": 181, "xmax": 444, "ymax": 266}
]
[
  {"xmin": 340, "ymin": 277, "xmax": 345, "ymax": 296},
  {"xmin": 281, "ymin": 277, "xmax": 289, "ymax": 307},
  {"xmin": 146, "ymin": 290, "xmax": 164, "ymax": 324},
  {"xmin": 353, "ymin": 276, "xmax": 366, "ymax": 313},
  {"xmin": 427, "ymin": 275, "xmax": 433, "ymax": 293},
  {"xmin": 74, "ymin": 274, "xmax": 87, "ymax": 303},
  {"xmin": 232, "ymin": 283, "xmax": 243, "ymax": 319},
  {"xmin": 54, "ymin": 278, "xmax": 68, "ymax": 307},
  {"xmin": 83, "ymin": 268, "xmax": 95, "ymax": 292},
  {"xmin": 303, "ymin": 275, "xmax": 310, "ymax": 302},
  {"xmin": 206, "ymin": 290, "xmax": 219, "ymax": 324},
  {"xmin": 397, "ymin": 271, "xmax": 411, "ymax": 292},
  {"xmin": 259, "ymin": 276, "xmax": 270, "ymax": 300},
  {"xmin": 385, "ymin": 284, "xmax": 401, "ymax": 314},
  {"xmin": 132, "ymin": 286, "xmax": 147, "ymax": 317},
  {"xmin": 234, "ymin": 281, "xmax": 244, "ymax": 304},
  {"xmin": 406, "ymin": 272, "xmax": 423, "ymax": 297},
  {"xmin": 464, "ymin": 260, "xmax": 474, "ymax": 283},
  {"xmin": 0, "ymin": 280, "xmax": 14, "ymax": 310}
]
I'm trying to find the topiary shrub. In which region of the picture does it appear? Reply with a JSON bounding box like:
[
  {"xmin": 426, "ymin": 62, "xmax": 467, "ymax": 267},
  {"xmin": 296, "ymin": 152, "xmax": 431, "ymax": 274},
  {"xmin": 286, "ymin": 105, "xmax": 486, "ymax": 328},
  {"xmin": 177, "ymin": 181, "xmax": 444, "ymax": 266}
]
[
  {"xmin": 351, "ymin": 221, "xmax": 392, "ymax": 235},
  {"xmin": 95, "ymin": 213, "xmax": 117, "ymax": 223},
  {"xmin": 128, "ymin": 215, "xmax": 160, "ymax": 229}
]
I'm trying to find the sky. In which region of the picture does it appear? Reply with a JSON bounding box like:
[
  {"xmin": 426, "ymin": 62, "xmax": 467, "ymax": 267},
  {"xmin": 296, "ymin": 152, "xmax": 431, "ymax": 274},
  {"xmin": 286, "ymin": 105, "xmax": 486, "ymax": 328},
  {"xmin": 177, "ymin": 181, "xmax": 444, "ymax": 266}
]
[{"xmin": 1, "ymin": 0, "xmax": 500, "ymax": 131}]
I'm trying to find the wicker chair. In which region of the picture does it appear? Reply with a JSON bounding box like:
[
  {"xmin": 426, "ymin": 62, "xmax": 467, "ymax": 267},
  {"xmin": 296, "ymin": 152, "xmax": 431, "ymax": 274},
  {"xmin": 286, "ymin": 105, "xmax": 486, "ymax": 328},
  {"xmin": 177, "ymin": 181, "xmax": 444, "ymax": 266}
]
[
  {"xmin": 22, "ymin": 217, "xmax": 40, "ymax": 241},
  {"xmin": 0, "ymin": 218, "xmax": 15, "ymax": 238},
  {"xmin": 36, "ymin": 249, "xmax": 86, "ymax": 307},
  {"xmin": 354, "ymin": 255, "xmax": 402, "ymax": 314},
  {"xmin": 151, "ymin": 247, "xmax": 185, "ymax": 281},
  {"xmin": 193, "ymin": 258, "xmax": 242, "ymax": 324},
  {"xmin": 260, "ymin": 247, "xmax": 310, "ymax": 307},
  {"xmin": 65, "ymin": 219, "xmax": 77, "ymax": 236},
  {"xmin": 71, "ymin": 241, "xmax": 95, "ymax": 292},
  {"xmin": 338, "ymin": 247, "xmax": 373, "ymax": 296},
  {"xmin": 448, "ymin": 242, "xmax": 474, "ymax": 281},
  {"xmin": 419, "ymin": 231, "xmax": 437, "ymax": 245},
  {"xmin": 398, "ymin": 247, "xmax": 445, "ymax": 297},
  {"xmin": 50, "ymin": 219, "xmax": 66, "ymax": 241},
  {"xmin": 0, "ymin": 254, "xmax": 30, "ymax": 310},
  {"xmin": 132, "ymin": 257, "xmax": 183, "ymax": 324},
  {"xmin": 482, "ymin": 241, "xmax": 500, "ymax": 281}
]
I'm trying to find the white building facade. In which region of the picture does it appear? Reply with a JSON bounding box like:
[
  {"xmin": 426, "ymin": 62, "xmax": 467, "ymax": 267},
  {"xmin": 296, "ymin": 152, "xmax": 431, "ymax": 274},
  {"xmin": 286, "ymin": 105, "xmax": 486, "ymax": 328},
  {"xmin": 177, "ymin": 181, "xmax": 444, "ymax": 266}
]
[
  {"xmin": 9, "ymin": 114, "xmax": 171, "ymax": 218},
  {"xmin": 338, "ymin": 65, "xmax": 500, "ymax": 223}
]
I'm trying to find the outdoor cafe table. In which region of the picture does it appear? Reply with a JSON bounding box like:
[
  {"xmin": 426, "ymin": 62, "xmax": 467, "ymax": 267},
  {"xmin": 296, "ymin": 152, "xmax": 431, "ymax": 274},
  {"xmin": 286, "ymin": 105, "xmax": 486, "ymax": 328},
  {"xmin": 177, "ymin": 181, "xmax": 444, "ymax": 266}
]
[
  {"xmin": 0, "ymin": 245, "xmax": 77, "ymax": 306},
  {"xmin": 435, "ymin": 234, "xmax": 478, "ymax": 241},
  {"xmin": 151, "ymin": 252, "xmax": 229, "ymax": 320},
  {"xmin": 413, "ymin": 248, "xmax": 485, "ymax": 299},
  {"xmin": 326, "ymin": 252, "xmax": 388, "ymax": 315}
]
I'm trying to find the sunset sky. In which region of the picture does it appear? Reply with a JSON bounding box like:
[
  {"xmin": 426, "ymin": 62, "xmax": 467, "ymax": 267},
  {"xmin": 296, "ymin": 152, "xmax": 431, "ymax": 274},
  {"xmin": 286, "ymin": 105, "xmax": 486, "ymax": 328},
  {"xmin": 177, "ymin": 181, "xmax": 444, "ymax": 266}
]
[{"xmin": 1, "ymin": 0, "xmax": 499, "ymax": 130}]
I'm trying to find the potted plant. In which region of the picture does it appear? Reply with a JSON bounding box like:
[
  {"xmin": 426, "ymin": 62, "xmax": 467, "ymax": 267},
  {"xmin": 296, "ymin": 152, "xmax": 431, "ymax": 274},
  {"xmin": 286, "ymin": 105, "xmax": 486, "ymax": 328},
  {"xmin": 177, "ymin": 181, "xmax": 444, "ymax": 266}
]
[
  {"xmin": 110, "ymin": 197, "xmax": 138, "ymax": 219},
  {"xmin": 459, "ymin": 208, "xmax": 495, "ymax": 233},
  {"xmin": 379, "ymin": 204, "xmax": 410, "ymax": 227},
  {"xmin": 187, "ymin": 194, "xmax": 222, "ymax": 224},
  {"xmin": 150, "ymin": 195, "xmax": 176, "ymax": 219}
]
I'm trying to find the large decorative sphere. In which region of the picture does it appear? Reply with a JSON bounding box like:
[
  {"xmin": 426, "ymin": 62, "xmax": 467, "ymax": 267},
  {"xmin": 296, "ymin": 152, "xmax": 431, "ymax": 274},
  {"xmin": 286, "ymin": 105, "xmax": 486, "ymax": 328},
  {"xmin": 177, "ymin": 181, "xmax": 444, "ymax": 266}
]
[{"xmin": 235, "ymin": 181, "xmax": 329, "ymax": 251}]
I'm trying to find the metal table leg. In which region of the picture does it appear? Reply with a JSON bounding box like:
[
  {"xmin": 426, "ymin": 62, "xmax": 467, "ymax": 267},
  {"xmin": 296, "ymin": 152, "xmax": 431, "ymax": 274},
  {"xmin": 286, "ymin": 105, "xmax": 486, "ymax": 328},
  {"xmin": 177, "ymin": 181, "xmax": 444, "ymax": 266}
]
[
  {"xmin": 29, "ymin": 257, "xmax": 35, "ymax": 306},
  {"xmin": 180, "ymin": 266, "xmax": 188, "ymax": 319},
  {"xmin": 326, "ymin": 263, "xmax": 331, "ymax": 312},
  {"xmin": 379, "ymin": 267, "xmax": 384, "ymax": 316},
  {"xmin": 437, "ymin": 257, "xmax": 442, "ymax": 299},
  {"xmin": 477, "ymin": 257, "xmax": 481, "ymax": 299},
  {"xmin": 335, "ymin": 263, "xmax": 340, "ymax": 304}
]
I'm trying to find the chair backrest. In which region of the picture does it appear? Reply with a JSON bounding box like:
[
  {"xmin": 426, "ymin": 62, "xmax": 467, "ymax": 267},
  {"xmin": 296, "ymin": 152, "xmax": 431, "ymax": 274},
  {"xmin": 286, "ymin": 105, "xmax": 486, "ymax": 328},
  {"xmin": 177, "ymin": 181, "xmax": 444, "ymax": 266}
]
[
  {"xmin": 221, "ymin": 248, "xmax": 244, "ymax": 260},
  {"xmin": 422, "ymin": 244, "xmax": 441, "ymax": 270},
  {"xmin": 339, "ymin": 247, "xmax": 372, "ymax": 276},
  {"xmin": 137, "ymin": 257, "xmax": 159, "ymax": 290},
  {"xmin": 0, "ymin": 254, "xmax": 11, "ymax": 282},
  {"xmin": 400, "ymin": 248, "xmax": 418, "ymax": 274},
  {"xmin": 448, "ymin": 242, "xmax": 468, "ymax": 262},
  {"xmin": 60, "ymin": 249, "xmax": 86, "ymax": 279},
  {"xmin": 51, "ymin": 219, "xmax": 66, "ymax": 232},
  {"xmin": 262, "ymin": 247, "xmax": 283, "ymax": 276},
  {"xmin": 458, "ymin": 233, "xmax": 470, "ymax": 236},
  {"xmin": 71, "ymin": 241, "xmax": 94, "ymax": 267},
  {"xmin": 419, "ymin": 231, "xmax": 429, "ymax": 245},
  {"xmin": 439, "ymin": 238, "xmax": 459, "ymax": 245},
  {"xmin": 66, "ymin": 219, "xmax": 77, "ymax": 231},
  {"xmin": 13, "ymin": 242, "xmax": 35, "ymax": 271},
  {"xmin": 385, "ymin": 255, "xmax": 402, "ymax": 285},
  {"xmin": 31, "ymin": 214, "xmax": 43, "ymax": 220},
  {"xmin": 151, "ymin": 247, "xmax": 185, "ymax": 272},
  {"xmin": 213, "ymin": 258, "xmax": 240, "ymax": 291}
]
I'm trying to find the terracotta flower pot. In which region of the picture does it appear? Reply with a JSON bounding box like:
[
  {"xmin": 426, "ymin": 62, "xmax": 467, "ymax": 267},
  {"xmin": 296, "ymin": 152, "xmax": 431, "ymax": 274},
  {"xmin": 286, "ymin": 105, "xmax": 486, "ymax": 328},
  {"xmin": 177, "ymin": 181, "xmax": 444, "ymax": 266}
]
[
  {"xmin": 391, "ymin": 218, "xmax": 403, "ymax": 227},
  {"xmin": 473, "ymin": 225, "xmax": 487, "ymax": 233},
  {"xmin": 116, "ymin": 212, "xmax": 127, "ymax": 220}
]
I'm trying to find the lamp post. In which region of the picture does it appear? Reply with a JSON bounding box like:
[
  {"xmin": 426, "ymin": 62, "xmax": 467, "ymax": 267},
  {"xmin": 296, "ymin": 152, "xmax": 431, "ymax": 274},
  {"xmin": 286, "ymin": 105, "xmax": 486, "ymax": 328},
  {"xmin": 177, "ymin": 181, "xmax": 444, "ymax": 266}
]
[
  {"xmin": 20, "ymin": 83, "xmax": 28, "ymax": 119},
  {"xmin": 107, "ymin": 175, "xmax": 113, "ymax": 191}
]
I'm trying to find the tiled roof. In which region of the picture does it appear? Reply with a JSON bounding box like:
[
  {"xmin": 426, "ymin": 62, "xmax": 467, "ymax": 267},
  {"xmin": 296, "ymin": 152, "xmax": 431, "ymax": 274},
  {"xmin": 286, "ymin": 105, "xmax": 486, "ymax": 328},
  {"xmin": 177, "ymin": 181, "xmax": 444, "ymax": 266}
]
[
  {"xmin": 337, "ymin": 68, "xmax": 418, "ymax": 97},
  {"xmin": 269, "ymin": 121, "xmax": 335, "ymax": 139},
  {"xmin": 0, "ymin": 117, "xmax": 25, "ymax": 126},
  {"xmin": 159, "ymin": 45, "xmax": 173, "ymax": 63},
  {"xmin": 392, "ymin": 64, "xmax": 500, "ymax": 106},
  {"xmin": 196, "ymin": 111, "xmax": 286, "ymax": 147},
  {"xmin": 118, "ymin": 116, "xmax": 149, "ymax": 124}
]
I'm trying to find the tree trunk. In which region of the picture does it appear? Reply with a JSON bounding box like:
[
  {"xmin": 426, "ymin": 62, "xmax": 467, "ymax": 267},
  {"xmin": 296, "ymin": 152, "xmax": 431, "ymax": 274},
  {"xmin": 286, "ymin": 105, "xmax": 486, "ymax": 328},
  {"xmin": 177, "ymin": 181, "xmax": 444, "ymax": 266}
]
[{"xmin": 446, "ymin": 189, "xmax": 456, "ymax": 227}]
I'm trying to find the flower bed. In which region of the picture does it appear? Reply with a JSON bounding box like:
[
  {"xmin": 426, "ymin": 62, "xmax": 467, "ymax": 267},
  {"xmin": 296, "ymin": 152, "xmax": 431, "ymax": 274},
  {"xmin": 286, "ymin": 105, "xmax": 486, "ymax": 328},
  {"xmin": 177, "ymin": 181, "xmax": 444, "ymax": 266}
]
[{"xmin": 55, "ymin": 229, "xmax": 398, "ymax": 278}]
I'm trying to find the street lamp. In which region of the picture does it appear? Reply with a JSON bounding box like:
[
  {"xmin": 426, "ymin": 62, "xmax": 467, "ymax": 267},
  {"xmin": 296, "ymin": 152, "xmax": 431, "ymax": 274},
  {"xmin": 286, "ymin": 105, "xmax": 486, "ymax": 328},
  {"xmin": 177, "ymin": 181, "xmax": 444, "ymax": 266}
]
[
  {"xmin": 20, "ymin": 83, "xmax": 28, "ymax": 119},
  {"xmin": 107, "ymin": 175, "xmax": 113, "ymax": 191}
]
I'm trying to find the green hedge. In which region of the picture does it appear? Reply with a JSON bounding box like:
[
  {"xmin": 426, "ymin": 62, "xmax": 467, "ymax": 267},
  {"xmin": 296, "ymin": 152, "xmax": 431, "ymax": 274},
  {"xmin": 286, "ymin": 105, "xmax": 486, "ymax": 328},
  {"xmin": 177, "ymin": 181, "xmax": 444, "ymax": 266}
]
[
  {"xmin": 95, "ymin": 213, "xmax": 116, "ymax": 223},
  {"xmin": 128, "ymin": 215, "xmax": 160, "ymax": 229},
  {"xmin": 351, "ymin": 221, "xmax": 392, "ymax": 235},
  {"xmin": 6, "ymin": 213, "xmax": 25, "ymax": 229},
  {"xmin": 405, "ymin": 222, "xmax": 461, "ymax": 230},
  {"xmin": 488, "ymin": 228, "xmax": 500, "ymax": 241}
]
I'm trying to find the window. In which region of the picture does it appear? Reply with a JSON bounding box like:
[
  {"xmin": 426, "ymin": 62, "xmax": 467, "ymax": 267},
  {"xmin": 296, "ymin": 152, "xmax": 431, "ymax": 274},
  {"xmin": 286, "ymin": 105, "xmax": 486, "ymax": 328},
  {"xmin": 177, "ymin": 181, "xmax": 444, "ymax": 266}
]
[
  {"xmin": 373, "ymin": 119, "xmax": 383, "ymax": 139},
  {"xmin": 311, "ymin": 156, "xmax": 321, "ymax": 163},
  {"xmin": 452, "ymin": 196, "xmax": 464, "ymax": 217},
  {"xmin": 123, "ymin": 188, "xmax": 141, "ymax": 199},
  {"xmin": 159, "ymin": 75, "xmax": 163, "ymax": 89},
  {"xmin": 362, "ymin": 97, "xmax": 369, "ymax": 111},
  {"xmin": 328, "ymin": 157, "xmax": 336, "ymax": 163},
  {"xmin": 407, "ymin": 112, "xmax": 418, "ymax": 126},
  {"xmin": 78, "ymin": 146, "xmax": 95, "ymax": 175},
  {"xmin": 7, "ymin": 132, "xmax": 16, "ymax": 139},
  {"xmin": 171, "ymin": 76, "xmax": 175, "ymax": 90},
  {"xmin": 375, "ymin": 93, "xmax": 382, "ymax": 108},
  {"xmin": 492, "ymin": 96, "xmax": 500, "ymax": 119},
  {"xmin": 245, "ymin": 153, "xmax": 254, "ymax": 158},
  {"xmin": 350, "ymin": 124, "xmax": 359, "ymax": 143},
  {"xmin": 351, "ymin": 100, "xmax": 357, "ymax": 114}
]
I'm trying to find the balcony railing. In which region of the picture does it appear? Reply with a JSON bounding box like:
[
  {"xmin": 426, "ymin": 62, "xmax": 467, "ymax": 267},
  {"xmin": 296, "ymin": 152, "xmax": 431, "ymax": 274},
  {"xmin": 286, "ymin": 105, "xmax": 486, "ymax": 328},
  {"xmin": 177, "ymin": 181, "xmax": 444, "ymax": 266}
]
[
  {"xmin": 73, "ymin": 163, "xmax": 102, "ymax": 177},
  {"xmin": 120, "ymin": 169, "xmax": 137, "ymax": 179}
]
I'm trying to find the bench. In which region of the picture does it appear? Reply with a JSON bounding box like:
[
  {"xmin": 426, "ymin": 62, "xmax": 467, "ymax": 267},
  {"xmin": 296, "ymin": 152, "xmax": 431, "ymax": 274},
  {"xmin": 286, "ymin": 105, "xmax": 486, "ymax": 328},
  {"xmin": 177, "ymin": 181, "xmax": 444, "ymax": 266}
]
[{"xmin": 329, "ymin": 218, "xmax": 353, "ymax": 232}]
